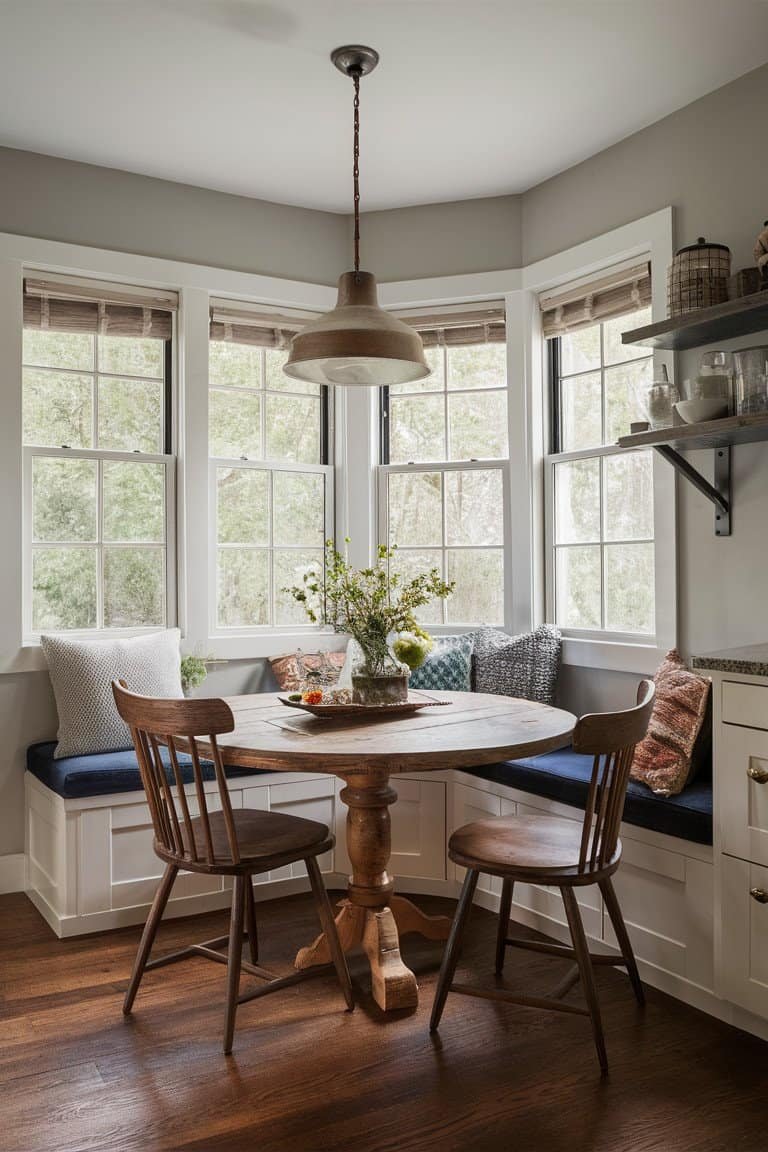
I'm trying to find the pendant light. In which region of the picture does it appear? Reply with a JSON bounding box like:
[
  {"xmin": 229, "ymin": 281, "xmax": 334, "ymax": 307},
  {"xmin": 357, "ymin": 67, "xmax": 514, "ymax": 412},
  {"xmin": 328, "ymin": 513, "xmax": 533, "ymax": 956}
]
[{"xmin": 284, "ymin": 45, "xmax": 430, "ymax": 387}]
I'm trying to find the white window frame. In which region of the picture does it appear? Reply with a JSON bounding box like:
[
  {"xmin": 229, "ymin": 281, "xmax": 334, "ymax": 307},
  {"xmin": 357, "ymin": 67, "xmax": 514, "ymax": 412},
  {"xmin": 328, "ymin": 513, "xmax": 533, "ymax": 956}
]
[
  {"xmin": 543, "ymin": 442, "xmax": 657, "ymax": 645},
  {"xmin": 376, "ymin": 327, "xmax": 513, "ymax": 633},
  {"xmin": 23, "ymin": 445, "xmax": 177, "ymax": 641},
  {"xmin": 518, "ymin": 208, "xmax": 677, "ymax": 674},
  {"xmin": 208, "ymin": 455, "xmax": 335, "ymax": 637},
  {"xmin": 21, "ymin": 309, "xmax": 178, "ymax": 642},
  {"xmin": 544, "ymin": 313, "xmax": 657, "ymax": 646},
  {"xmin": 0, "ymin": 210, "xmax": 673, "ymax": 672},
  {"xmin": 377, "ymin": 458, "xmax": 512, "ymax": 632}
]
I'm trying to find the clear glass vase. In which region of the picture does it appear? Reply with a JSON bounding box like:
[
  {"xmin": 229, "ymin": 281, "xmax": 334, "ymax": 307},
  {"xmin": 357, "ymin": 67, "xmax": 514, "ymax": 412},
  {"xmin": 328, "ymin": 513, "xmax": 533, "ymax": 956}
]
[{"xmin": 340, "ymin": 637, "xmax": 409, "ymax": 705}]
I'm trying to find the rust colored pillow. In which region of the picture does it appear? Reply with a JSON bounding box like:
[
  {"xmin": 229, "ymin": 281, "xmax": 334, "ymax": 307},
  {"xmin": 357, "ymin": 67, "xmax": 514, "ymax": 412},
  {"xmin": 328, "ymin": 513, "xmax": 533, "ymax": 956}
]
[
  {"xmin": 630, "ymin": 649, "xmax": 711, "ymax": 797},
  {"xmin": 269, "ymin": 650, "xmax": 346, "ymax": 693}
]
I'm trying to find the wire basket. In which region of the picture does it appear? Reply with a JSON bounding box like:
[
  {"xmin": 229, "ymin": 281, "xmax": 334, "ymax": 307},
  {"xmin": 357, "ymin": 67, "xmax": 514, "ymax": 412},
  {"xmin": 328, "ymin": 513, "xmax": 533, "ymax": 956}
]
[{"xmin": 667, "ymin": 237, "xmax": 731, "ymax": 316}]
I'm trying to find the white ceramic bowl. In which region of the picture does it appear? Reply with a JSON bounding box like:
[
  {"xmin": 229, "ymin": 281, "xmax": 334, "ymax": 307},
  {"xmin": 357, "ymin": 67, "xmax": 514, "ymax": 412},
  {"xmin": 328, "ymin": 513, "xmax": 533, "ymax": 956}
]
[{"xmin": 674, "ymin": 398, "xmax": 729, "ymax": 425}]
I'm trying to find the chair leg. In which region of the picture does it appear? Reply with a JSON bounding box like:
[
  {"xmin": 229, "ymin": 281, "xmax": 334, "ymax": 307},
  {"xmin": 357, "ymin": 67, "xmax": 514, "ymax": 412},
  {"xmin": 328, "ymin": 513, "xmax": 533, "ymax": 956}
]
[
  {"xmin": 306, "ymin": 855, "xmax": 354, "ymax": 1010},
  {"xmin": 244, "ymin": 876, "xmax": 259, "ymax": 965},
  {"xmin": 561, "ymin": 887, "xmax": 608, "ymax": 1074},
  {"xmin": 599, "ymin": 876, "xmax": 644, "ymax": 1006},
  {"xmin": 223, "ymin": 875, "xmax": 246, "ymax": 1055},
  {"xmin": 123, "ymin": 863, "xmax": 178, "ymax": 1015},
  {"xmin": 495, "ymin": 877, "xmax": 514, "ymax": 975},
  {"xmin": 430, "ymin": 869, "xmax": 479, "ymax": 1033}
]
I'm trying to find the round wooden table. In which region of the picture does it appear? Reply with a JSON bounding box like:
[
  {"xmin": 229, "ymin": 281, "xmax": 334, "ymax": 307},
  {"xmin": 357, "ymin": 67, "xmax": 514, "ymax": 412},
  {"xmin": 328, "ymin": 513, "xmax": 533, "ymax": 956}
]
[{"xmin": 206, "ymin": 690, "xmax": 575, "ymax": 1012}]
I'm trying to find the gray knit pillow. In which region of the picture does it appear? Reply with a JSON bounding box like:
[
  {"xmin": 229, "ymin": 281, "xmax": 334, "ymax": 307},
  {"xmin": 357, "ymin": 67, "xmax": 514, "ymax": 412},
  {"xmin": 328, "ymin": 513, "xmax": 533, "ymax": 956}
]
[
  {"xmin": 469, "ymin": 625, "xmax": 562, "ymax": 704},
  {"xmin": 41, "ymin": 629, "xmax": 183, "ymax": 759}
]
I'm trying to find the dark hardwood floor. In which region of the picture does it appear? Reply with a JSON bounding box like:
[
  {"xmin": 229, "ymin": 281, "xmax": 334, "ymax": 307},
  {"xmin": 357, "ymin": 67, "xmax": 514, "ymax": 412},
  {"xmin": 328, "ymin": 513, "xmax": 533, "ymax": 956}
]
[{"xmin": 0, "ymin": 889, "xmax": 766, "ymax": 1152}]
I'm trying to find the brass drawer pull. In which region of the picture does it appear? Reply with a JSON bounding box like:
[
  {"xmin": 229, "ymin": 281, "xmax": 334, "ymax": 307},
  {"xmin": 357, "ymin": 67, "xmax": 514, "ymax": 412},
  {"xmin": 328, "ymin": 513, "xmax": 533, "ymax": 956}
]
[
  {"xmin": 750, "ymin": 888, "xmax": 768, "ymax": 904},
  {"xmin": 747, "ymin": 763, "xmax": 768, "ymax": 784}
]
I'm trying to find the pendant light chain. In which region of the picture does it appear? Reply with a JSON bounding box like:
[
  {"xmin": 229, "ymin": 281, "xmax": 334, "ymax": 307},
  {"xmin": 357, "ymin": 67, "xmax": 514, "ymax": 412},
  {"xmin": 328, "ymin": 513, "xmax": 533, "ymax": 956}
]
[
  {"xmin": 283, "ymin": 45, "xmax": 429, "ymax": 386},
  {"xmin": 352, "ymin": 70, "xmax": 361, "ymax": 273}
]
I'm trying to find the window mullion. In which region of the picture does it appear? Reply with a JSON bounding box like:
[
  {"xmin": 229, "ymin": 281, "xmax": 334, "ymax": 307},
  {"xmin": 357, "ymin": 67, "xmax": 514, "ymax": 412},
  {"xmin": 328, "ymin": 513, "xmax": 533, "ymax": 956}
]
[{"xmin": 97, "ymin": 458, "xmax": 104, "ymax": 630}]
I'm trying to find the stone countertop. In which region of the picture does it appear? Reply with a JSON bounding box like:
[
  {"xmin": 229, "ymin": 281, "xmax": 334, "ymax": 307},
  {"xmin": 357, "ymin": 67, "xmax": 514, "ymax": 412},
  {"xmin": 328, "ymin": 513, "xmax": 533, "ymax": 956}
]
[{"xmin": 691, "ymin": 643, "xmax": 768, "ymax": 677}]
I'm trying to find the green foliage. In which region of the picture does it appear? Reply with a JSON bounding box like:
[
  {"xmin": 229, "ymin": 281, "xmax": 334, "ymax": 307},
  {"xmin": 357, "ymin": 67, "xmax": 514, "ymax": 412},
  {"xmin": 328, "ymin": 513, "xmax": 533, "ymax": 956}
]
[
  {"xmin": 284, "ymin": 540, "xmax": 454, "ymax": 676},
  {"xmin": 180, "ymin": 655, "xmax": 209, "ymax": 692}
]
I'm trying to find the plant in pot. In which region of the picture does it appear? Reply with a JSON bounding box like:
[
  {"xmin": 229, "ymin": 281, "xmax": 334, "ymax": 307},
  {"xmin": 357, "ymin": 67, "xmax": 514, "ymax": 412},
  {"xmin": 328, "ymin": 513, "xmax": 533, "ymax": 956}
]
[
  {"xmin": 180, "ymin": 653, "xmax": 225, "ymax": 697},
  {"xmin": 284, "ymin": 540, "xmax": 453, "ymax": 705}
]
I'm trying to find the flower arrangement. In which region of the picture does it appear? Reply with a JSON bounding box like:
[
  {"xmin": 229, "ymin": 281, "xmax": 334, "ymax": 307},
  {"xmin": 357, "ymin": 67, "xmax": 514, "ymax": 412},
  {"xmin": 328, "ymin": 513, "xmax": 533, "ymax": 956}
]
[{"xmin": 284, "ymin": 540, "xmax": 453, "ymax": 700}]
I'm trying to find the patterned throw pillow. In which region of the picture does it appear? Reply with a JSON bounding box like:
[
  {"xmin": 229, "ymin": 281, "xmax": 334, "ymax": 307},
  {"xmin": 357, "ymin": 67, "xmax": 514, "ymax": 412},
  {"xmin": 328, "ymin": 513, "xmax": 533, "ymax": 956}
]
[
  {"xmin": 409, "ymin": 636, "xmax": 474, "ymax": 692},
  {"xmin": 469, "ymin": 625, "xmax": 562, "ymax": 704},
  {"xmin": 41, "ymin": 629, "xmax": 183, "ymax": 760},
  {"xmin": 630, "ymin": 649, "xmax": 711, "ymax": 797},
  {"xmin": 269, "ymin": 650, "xmax": 346, "ymax": 693}
]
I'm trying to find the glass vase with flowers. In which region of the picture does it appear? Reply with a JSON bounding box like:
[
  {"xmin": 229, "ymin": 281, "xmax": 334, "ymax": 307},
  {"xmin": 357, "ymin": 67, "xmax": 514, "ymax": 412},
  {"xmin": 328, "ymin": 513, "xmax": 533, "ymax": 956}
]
[{"xmin": 283, "ymin": 540, "xmax": 453, "ymax": 705}]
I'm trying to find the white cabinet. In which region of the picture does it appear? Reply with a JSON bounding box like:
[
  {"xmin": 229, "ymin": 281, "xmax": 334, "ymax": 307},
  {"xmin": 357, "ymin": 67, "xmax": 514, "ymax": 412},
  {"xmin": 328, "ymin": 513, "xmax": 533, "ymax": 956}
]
[
  {"xmin": 718, "ymin": 715, "xmax": 768, "ymax": 868},
  {"xmin": 243, "ymin": 776, "xmax": 335, "ymax": 884},
  {"xmin": 451, "ymin": 781, "xmax": 503, "ymax": 898},
  {"xmin": 334, "ymin": 774, "xmax": 447, "ymax": 883},
  {"xmin": 720, "ymin": 854, "xmax": 768, "ymax": 1018},
  {"xmin": 705, "ymin": 666, "xmax": 768, "ymax": 1023},
  {"xmin": 509, "ymin": 798, "xmax": 603, "ymax": 941}
]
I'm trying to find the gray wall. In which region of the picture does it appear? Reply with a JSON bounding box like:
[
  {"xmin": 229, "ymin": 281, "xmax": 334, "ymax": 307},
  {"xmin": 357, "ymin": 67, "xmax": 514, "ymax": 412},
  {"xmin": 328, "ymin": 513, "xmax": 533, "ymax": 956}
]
[
  {"xmin": 359, "ymin": 195, "xmax": 522, "ymax": 284},
  {"xmin": 519, "ymin": 62, "xmax": 768, "ymax": 662},
  {"xmin": 0, "ymin": 147, "xmax": 346, "ymax": 284},
  {"xmin": 521, "ymin": 62, "xmax": 768, "ymax": 272}
]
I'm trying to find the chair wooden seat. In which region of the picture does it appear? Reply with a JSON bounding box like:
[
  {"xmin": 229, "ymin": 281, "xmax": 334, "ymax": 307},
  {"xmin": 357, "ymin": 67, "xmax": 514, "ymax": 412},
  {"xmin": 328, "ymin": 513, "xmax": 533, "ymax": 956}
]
[
  {"xmin": 112, "ymin": 681, "xmax": 353, "ymax": 1054},
  {"xmin": 163, "ymin": 809, "xmax": 334, "ymax": 875},
  {"xmin": 431, "ymin": 680, "xmax": 655, "ymax": 1074},
  {"xmin": 449, "ymin": 815, "xmax": 621, "ymax": 882}
]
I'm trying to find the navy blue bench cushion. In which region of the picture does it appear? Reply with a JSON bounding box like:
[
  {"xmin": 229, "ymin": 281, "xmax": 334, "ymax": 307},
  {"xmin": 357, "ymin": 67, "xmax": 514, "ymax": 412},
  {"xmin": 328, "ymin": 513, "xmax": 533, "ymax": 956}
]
[
  {"xmin": 464, "ymin": 748, "xmax": 713, "ymax": 845},
  {"xmin": 27, "ymin": 741, "xmax": 268, "ymax": 800}
]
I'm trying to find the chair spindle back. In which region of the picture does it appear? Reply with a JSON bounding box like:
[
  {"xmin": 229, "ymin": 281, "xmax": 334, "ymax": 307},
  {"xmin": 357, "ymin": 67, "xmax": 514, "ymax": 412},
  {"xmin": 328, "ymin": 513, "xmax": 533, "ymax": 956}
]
[
  {"xmin": 112, "ymin": 680, "xmax": 238, "ymax": 868},
  {"xmin": 571, "ymin": 679, "xmax": 655, "ymax": 873}
]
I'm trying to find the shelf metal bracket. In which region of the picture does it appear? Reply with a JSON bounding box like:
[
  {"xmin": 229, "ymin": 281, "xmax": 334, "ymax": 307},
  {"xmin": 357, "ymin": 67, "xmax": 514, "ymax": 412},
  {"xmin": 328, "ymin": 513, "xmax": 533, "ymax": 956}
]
[{"xmin": 654, "ymin": 444, "xmax": 731, "ymax": 536}]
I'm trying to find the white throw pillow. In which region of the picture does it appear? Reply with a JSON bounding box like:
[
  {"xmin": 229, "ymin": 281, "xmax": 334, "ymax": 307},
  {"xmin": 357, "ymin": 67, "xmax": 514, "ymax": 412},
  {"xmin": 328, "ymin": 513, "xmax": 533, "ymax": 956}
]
[{"xmin": 41, "ymin": 629, "xmax": 183, "ymax": 759}]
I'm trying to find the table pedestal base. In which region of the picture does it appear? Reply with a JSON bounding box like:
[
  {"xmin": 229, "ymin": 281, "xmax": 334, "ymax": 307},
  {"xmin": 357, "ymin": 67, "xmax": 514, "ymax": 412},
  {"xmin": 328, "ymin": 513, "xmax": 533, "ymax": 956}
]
[{"xmin": 295, "ymin": 896, "xmax": 452, "ymax": 1012}]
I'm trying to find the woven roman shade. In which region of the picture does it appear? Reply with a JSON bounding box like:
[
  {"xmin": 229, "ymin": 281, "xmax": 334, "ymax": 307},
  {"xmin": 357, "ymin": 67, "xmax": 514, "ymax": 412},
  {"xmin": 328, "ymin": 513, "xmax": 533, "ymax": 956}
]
[
  {"xmin": 209, "ymin": 300, "xmax": 505, "ymax": 351},
  {"xmin": 23, "ymin": 277, "xmax": 178, "ymax": 340},
  {"xmin": 209, "ymin": 300, "xmax": 317, "ymax": 348},
  {"xmin": 397, "ymin": 303, "xmax": 506, "ymax": 348},
  {"xmin": 540, "ymin": 261, "xmax": 651, "ymax": 338}
]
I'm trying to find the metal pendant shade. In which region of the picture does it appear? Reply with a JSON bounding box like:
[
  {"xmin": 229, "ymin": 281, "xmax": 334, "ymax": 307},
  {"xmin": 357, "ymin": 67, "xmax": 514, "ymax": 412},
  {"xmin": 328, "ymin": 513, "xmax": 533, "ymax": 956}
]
[
  {"xmin": 284, "ymin": 271, "xmax": 429, "ymax": 387},
  {"xmin": 284, "ymin": 46, "xmax": 430, "ymax": 388}
]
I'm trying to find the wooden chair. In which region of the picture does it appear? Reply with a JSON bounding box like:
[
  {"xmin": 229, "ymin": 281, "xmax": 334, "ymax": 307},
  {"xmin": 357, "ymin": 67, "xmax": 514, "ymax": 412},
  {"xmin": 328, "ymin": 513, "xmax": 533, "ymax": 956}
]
[
  {"xmin": 430, "ymin": 680, "xmax": 655, "ymax": 1073},
  {"xmin": 112, "ymin": 682, "xmax": 353, "ymax": 1054}
]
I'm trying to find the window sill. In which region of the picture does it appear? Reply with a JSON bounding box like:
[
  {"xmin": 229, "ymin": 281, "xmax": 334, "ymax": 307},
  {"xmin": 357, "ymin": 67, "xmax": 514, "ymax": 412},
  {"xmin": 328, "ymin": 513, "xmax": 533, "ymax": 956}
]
[
  {"xmin": 561, "ymin": 636, "xmax": 666, "ymax": 676},
  {"xmin": 206, "ymin": 632, "xmax": 349, "ymax": 661}
]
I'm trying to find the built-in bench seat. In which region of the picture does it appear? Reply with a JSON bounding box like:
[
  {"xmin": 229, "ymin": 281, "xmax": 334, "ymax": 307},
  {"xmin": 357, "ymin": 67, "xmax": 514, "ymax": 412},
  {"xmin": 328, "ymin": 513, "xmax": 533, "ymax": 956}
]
[
  {"xmin": 465, "ymin": 748, "xmax": 713, "ymax": 845},
  {"xmin": 26, "ymin": 741, "xmax": 267, "ymax": 800}
]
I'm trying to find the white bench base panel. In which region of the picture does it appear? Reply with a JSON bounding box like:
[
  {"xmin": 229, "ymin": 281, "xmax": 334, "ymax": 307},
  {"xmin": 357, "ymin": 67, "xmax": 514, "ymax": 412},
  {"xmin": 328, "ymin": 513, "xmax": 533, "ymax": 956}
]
[{"xmin": 22, "ymin": 765, "xmax": 768, "ymax": 1044}]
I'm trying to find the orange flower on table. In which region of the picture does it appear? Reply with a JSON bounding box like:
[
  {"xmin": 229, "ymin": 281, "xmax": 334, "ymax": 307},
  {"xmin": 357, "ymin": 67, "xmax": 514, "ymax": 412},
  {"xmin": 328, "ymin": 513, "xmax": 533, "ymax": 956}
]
[{"xmin": 302, "ymin": 689, "xmax": 324, "ymax": 705}]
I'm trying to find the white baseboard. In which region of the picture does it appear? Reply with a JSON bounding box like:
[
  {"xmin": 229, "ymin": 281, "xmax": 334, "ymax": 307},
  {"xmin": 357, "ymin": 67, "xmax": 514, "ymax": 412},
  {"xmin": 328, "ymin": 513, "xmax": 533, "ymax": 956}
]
[{"xmin": 0, "ymin": 853, "xmax": 25, "ymax": 894}]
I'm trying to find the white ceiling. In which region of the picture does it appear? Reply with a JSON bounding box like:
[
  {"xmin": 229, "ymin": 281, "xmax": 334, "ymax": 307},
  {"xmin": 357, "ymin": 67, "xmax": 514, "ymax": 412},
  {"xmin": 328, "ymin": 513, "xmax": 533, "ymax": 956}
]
[{"xmin": 1, "ymin": 0, "xmax": 768, "ymax": 213}]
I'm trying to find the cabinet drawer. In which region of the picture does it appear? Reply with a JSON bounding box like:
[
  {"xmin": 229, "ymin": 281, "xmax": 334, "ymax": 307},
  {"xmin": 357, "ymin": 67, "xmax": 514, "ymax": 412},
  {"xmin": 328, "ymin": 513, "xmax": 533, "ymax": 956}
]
[
  {"xmin": 722, "ymin": 681, "xmax": 768, "ymax": 730},
  {"xmin": 720, "ymin": 854, "xmax": 768, "ymax": 1018},
  {"xmin": 718, "ymin": 723, "xmax": 768, "ymax": 867}
]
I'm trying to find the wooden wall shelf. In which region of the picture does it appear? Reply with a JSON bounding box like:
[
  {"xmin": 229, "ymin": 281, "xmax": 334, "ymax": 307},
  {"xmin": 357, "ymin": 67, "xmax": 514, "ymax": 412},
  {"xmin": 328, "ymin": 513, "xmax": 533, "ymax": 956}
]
[
  {"xmin": 617, "ymin": 413, "xmax": 768, "ymax": 538},
  {"xmin": 617, "ymin": 411, "xmax": 768, "ymax": 452},
  {"xmin": 621, "ymin": 290, "xmax": 768, "ymax": 351}
]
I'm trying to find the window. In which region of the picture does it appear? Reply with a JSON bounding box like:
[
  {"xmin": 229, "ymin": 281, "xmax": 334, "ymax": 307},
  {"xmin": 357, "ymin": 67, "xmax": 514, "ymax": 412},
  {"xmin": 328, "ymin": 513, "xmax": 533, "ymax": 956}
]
[
  {"xmin": 546, "ymin": 304, "xmax": 656, "ymax": 637},
  {"xmin": 208, "ymin": 331, "xmax": 332, "ymax": 631},
  {"xmin": 22, "ymin": 281, "xmax": 176, "ymax": 635},
  {"xmin": 380, "ymin": 320, "xmax": 509, "ymax": 627}
]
